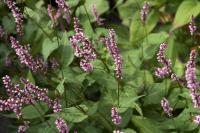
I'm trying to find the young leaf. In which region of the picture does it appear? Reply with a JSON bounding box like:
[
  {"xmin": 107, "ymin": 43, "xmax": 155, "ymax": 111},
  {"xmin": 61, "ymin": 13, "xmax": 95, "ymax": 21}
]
[{"xmin": 172, "ymin": 0, "xmax": 200, "ymax": 30}]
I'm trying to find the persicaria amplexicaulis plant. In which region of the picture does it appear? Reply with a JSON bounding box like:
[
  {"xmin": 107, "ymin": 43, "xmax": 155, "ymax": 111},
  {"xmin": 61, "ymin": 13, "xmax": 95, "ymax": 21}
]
[{"xmin": 2, "ymin": 0, "xmax": 200, "ymax": 132}]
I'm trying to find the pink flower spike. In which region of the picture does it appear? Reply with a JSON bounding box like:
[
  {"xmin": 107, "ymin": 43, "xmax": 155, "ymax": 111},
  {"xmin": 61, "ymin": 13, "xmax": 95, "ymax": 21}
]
[{"xmin": 6, "ymin": 0, "xmax": 24, "ymax": 36}]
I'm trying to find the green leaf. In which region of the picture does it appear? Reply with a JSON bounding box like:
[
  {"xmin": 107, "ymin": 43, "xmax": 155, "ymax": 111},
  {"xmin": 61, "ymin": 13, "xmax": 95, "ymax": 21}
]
[
  {"xmin": 59, "ymin": 44, "xmax": 74, "ymax": 68},
  {"xmin": 42, "ymin": 38, "xmax": 58, "ymax": 61},
  {"xmin": 27, "ymin": 118, "xmax": 56, "ymax": 133},
  {"xmin": 22, "ymin": 102, "xmax": 48, "ymax": 119},
  {"xmin": 56, "ymin": 78, "xmax": 66, "ymax": 95},
  {"xmin": 172, "ymin": 0, "xmax": 200, "ymax": 30},
  {"xmin": 143, "ymin": 81, "xmax": 170, "ymax": 106},
  {"xmin": 123, "ymin": 128, "xmax": 137, "ymax": 133},
  {"xmin": 90, "ymin": 69, "xmax": 118, "ymax": 90},
  {"xmin": 130, "ymin": 10, "xmax": 159, "ymax": 45},
  {"xmin": 27, "ymin": 71, "xmax": 35, "ymax": 85},
  {"xmin": 132, "ymin": 115, "xmax": 164, "ymax": 133},
  {"xmin": 117, "ymin": 0, "xmax": 142, "ymax": 26},
  {"xmin": 143, "ymin": 32, "xmax": 169, "ymax": 60},
  {"xmin": 77, "ymin": 0, "xmax": 109, "ymax": 21},
  {"xmin": 2, "ymin": 15, "xmax": 15, "ymax": 33},
  {"xmin": 60, "ymin": 105, "xmax": 88, "ymax": 123}
]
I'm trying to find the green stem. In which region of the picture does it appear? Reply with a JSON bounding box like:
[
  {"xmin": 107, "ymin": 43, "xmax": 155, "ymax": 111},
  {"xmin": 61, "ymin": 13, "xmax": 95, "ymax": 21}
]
[
  {"xmin": 171, "ymin": 117, "xmax": 179, "ymax": 133},
  {"xmin": 117, "ymin": 81, "xmax": 120, "ymax": 107},
  {"xmin": 83, "ymin": 4, "xmax": 95, "ymax": 33}
]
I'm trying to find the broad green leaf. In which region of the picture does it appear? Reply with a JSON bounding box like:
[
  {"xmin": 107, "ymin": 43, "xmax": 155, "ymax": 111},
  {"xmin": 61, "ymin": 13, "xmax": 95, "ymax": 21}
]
[
  {"xmin": 165, "ymin": 34, "xmax": 176, "ymax": 65},
  {"xmin": 172, "ymin": 0, "xmax": 200, "ymax": 30},
  {"xmin": 22, "ymin": 102, "xmax": 48, "ymax": 119},
  {"xmin": 56, "ymin": 78, "xmax": 66, "ymax": 96},
  {"xmin": 58, "ymin": 44, "xmax": 74, "ymax": 68},
  {"xmin": 120, "ymin": 109, "xmax": 133, "ymax": 128},
  {"xmin": 160, "ymin": 108, "xmax": 198, "ymax": 131},
  {"xmin": 27, "ymin": 118, "xmax": 56, "ymax": 133},
  {"xmin": 143, "ymin": 32, "xmax": 169, "ymax": 60},
  {"xmin": 132, "ymin": 115, "xmax": 164, "ymax": 133},
  {"xmin": 27, "ymin": 71, "xmax": 35, "ymax": 84},
  {"xmin": 42, "ymin": 38, "xmax": 58, "ymax": 61},
  {"xmin": 130, "ymin": 10, "xmax": 159, "ymax": 45},
  {"xmin": 61, "ymin": 105, "xmax": 88, "ymax": 123},
  {"xmin": 117, "ymin": 0, "xmax": 143, "ymax": 26},
  {"xmin": 123, "ymin": 128, "xmax": 137, "ymax": 133},
  {"xmin": 2, "ymin": 15, "xmax": 15, "ymax": 33},
  {"xmin": 76, "ymin": 0, "xmax": 109, "ymax": 21},
  {"xmin": 143, "ymin": 81, "xmax": 170, "ymax": 106},
  {"xmin": 90, "ymin": 69, "xmax": 118, "ymax": 90}
]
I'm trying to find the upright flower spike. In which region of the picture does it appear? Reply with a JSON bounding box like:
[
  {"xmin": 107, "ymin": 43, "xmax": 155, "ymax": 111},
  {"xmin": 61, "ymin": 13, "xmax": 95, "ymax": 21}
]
[
  {"xmin": 55, "ymin": 118, "xmax": 69, "ymax": 133},
  {"xmin": 91, "ymin": 4, "xmax": 104, "ymax": 26},
  {"xmin": 111, "ymin": 107, "xmax": 122, "ymax": 125},
  {"xmin": 155, "ymin": 43, "xmax": 172, "ymax": 78},
  {"xmin": 6, "ymin": 0, "xmax": 24, "ymax": 36},
  {"xmin": 185, "ymin": 50, "xmax": 199, "ymax": 91},
  {"xmin": 70, "ymin": 17, "xmax": 97, "ymax": 72},
  {"xmin": 161, "ymin": 98, "xmax": 173, "ymax": 117},
  {"xmin": 140, "ymin": 1, "xmax": 150, "ymax": 24},
  {"xmin": 189, "ymin": 16, "xmax": 197, "ymax": 36},
  {"xmin": 55, "ymin": 0, "xmax": 71, "ymax": 24},
  {"xmin": 185, "ymin": 50, "xmax": 200, "ymax": 108},
  {"xmin": 102, "ymin": 29, "xmax": 123, "ymax": 79}
]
